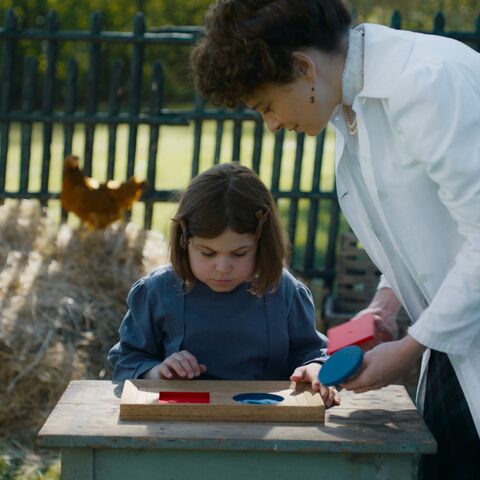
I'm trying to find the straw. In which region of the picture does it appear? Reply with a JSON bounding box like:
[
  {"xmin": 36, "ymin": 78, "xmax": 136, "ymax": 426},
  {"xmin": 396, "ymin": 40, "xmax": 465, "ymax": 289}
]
[{"xmin": 0, "ymin": 200, "xmax": 168, "ymax": 435}]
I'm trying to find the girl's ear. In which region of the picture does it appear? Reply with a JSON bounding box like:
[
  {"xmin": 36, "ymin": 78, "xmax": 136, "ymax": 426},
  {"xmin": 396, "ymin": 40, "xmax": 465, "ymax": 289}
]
[{"xmin": 291, "ymin": 51, "xmax": 316, "ymax": 82}]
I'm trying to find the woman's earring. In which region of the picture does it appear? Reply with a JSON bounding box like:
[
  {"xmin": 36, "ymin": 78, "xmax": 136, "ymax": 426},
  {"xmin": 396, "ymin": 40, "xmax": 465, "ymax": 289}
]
[{"xmin": 310, "ymin": 86, "xmax": 315, "ymax": 104}]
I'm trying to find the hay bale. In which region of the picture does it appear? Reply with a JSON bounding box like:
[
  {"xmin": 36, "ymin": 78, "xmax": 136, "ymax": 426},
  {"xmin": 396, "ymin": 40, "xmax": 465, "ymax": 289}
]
[{"xmin": 0, "ymin": 200, "xmax": 168, "ymax": 435}]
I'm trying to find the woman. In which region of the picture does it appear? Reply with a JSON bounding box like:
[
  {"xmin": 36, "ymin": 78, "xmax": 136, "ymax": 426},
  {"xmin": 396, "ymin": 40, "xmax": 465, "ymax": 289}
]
[{"xmin": 190, "ymin": 1, "xmax": 480, "ymax": 479}]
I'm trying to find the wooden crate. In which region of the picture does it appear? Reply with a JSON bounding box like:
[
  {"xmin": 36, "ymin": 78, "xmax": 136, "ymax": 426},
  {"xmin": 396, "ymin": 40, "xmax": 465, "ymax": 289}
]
[
  {"xmin": 323, "ymin": 232, "xmax": 381, "ymax": 324},
  {"xmin": 324, "ymin": 231, "xmax": 409, "ymax": 335}
]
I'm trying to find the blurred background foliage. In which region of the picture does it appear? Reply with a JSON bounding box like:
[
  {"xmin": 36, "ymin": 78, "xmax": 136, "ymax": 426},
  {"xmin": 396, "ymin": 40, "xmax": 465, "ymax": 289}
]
[
  {"xmin": 1, "ymin": 0, "xmax": 479, "ymax": 107},
  {"xmin": 2, "ymin": 1, "xmax": 479, "ymax": 30}
]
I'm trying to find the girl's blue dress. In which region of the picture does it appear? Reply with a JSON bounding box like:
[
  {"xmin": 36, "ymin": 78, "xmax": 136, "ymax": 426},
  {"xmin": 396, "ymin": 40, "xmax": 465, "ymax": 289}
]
[{"xmin": 108, "ymin": 265, "xmax": 328, "ymax": 381}]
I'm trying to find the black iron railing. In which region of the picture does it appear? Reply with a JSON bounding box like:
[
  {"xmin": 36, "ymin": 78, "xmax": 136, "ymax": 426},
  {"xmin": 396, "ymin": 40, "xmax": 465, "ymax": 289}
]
[{"xmin": 1, "ymin": 9, "xmax": 479, "ymax": 284}]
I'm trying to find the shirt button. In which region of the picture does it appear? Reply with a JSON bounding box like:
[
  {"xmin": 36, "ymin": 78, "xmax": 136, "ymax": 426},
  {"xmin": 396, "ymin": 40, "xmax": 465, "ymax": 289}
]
[{"xmin": 378, "ymin": 190, "xmax": 387, "ymax": 201}]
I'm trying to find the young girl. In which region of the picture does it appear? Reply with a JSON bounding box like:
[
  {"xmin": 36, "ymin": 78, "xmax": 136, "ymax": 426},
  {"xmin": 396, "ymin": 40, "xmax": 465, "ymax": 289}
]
[{"xmin": 108, "ymin": 163, "xmax": 339, "ymax": 407}]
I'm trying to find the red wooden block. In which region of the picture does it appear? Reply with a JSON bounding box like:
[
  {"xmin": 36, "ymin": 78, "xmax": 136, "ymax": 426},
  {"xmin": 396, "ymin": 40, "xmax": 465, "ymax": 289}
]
[
  {"xmin": 327, "ymin": 313, "xmax": 375, "ymax": 355},
  {"xmin": 159, "ymin": 391, "xmax": 210, "ymax": 404}
]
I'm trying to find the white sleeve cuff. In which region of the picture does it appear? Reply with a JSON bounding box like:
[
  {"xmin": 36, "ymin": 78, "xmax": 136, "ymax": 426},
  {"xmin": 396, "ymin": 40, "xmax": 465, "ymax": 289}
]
[
  {"xmin": 377, "ymin": 274, "xmax": 390, "ymax": 290},
  {"xmin": 408, "ymin": 319, "xmax": 469, "ymax": 355}
]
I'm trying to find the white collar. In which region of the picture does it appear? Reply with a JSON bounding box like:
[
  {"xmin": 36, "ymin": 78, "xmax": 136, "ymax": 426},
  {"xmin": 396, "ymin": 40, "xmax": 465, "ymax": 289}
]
[{"xmin": 342, "ymin": 26, "xmax": 365, "ymax": 106}]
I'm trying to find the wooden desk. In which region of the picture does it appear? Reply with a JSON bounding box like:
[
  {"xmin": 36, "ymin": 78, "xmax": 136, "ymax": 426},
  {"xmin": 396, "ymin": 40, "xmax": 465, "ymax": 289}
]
[{"xmin": 38, "ymin": 380, "xmax": 436, "ymax": 480}]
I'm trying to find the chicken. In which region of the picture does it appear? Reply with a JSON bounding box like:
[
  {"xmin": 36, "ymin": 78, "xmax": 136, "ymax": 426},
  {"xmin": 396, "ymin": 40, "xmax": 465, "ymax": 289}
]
[{"xmin": 60, "ymin": 155, "xmax": 146, "ymax": 229}]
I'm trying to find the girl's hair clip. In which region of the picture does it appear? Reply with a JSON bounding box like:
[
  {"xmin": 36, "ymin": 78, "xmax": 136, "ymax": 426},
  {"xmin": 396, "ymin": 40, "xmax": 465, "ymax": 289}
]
[{"xmin": 254, "ymin": 208, "xmax": 270, "ymax": 240}]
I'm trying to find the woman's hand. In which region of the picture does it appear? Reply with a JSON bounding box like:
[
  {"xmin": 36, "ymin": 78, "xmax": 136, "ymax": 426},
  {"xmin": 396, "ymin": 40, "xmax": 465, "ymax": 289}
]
[
  {"xmin": 353, "ymin": 287, "xmax": 403, "ymax": 344},
  {"xmin": 341, "ymin": 335, "xmax": 426, "ymax": 393},
  {"xmin": 290, "ymin": 363, "xmax": 341, "ymax": 408},
  {"xmin": 142, "ymin": 350, "xmax": 207, "ymax": 380}
]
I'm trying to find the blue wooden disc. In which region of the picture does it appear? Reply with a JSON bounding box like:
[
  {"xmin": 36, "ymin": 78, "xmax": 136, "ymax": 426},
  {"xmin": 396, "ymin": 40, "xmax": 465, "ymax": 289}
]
[
  {"xmin": 232, "ymin": 393, "xmax": 284, "ymax": 405},
  {"xmin": 319, "ymin": 346, "xmax": 364, "ymax": 386}
]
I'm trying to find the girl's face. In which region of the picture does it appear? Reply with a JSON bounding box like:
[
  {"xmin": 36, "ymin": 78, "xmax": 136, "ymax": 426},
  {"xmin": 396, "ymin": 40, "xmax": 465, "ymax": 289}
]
[
  {"xmin": 244, "ymin": 49, "xmax": 345, "ymax": 136},
  {"xmin": 188, "ymin": 228, "xmax": 257, "ymax": 293}
]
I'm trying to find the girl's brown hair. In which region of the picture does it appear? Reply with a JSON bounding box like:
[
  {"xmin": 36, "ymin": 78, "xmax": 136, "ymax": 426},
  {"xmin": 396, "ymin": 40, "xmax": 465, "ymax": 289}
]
[
  {"xmin": 191, "ymin": 0, "xmax": 351, "ymax": 107},
  {"xmin": 170, "ymin": 163, "xmax": 288, "ymax": 296}
]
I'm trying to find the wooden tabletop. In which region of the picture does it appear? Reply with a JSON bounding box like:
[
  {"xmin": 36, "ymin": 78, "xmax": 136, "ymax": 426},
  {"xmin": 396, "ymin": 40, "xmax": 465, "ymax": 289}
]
[{"xmin": 37, "ymin": 380, "xmax": 436, "ymax": 455}]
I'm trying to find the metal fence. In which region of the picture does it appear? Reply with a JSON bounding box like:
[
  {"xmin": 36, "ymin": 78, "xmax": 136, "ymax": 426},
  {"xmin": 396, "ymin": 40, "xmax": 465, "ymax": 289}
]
[{"xmin": 1, "ymin": 9, "xmax": 479, "ymax": 285}]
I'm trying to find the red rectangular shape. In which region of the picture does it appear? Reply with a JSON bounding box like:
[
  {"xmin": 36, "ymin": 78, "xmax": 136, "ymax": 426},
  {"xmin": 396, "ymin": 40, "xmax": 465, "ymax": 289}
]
[
  {"xmin": 327, "ymin": 313, "xmax": 375, "ymax": 354},
  {"xmin": 159, "ymin": 391, "xmax": 210, "ymax": 404}
]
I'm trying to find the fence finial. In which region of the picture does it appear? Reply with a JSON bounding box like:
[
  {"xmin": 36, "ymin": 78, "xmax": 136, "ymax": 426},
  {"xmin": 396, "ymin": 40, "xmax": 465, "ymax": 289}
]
[
  {"xmin": 4, "ymin": 9, "xmax": 17, "ymax": 31},
  {"xmin": 391, "ymin": 10, "xmax": 402, "ymax": 30},
  {"xmin": 433, "ymin": 11, "xmax": 445, "ymax": 33}
]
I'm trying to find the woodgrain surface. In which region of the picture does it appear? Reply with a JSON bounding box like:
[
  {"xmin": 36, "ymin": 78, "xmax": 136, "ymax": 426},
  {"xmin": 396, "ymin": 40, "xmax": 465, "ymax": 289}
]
[{"xmin": 37, "ymin": 380, "xmax": 437, "ymax": 454}]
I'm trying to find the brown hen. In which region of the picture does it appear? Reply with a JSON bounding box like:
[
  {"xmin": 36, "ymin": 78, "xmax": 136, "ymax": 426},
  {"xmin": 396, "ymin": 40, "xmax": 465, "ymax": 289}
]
[{"xmin": 60, "ymin": 155, "xmax": 146, "ymax": 229}]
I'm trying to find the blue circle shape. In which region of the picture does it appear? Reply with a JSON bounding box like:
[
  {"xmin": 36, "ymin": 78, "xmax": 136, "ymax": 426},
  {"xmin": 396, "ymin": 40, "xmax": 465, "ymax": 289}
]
[
  {"xmin": 319, "ymin": 345, "xmax": 364, "ymax": 386},
  {"xmin": 232, "ymin": 393, "xmax": 284, "ymax": 405}
]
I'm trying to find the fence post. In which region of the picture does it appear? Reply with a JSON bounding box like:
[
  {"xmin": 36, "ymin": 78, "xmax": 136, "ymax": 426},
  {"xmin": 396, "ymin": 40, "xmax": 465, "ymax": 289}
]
[
  {"xmin": 213, "ymin": 108, "xmax": 224, "ymax": 165},
  {"xmin": 20, "ymin": 57, "xmax": 38, "ymax": 194},
  {"xmin": 40, "ymin": 10, "xmax": 59, "ymax": 204},
  {"xmin": 271, "ymin": 129, "xmax": 284, "ymax": 198},
  {"xmin": 191, "ymin": 93, "xmax": 204, "ymax": 178},
  {"xmin": 304, "ymin": 131, "xmax": 325, "ymax": 275},
  {"xmin": 106, "ymin": 59, "xmax": 123, "ymax": 180},
  {"xmin": 61, "ymin": 57, "xmax": 78, "ymax": 221},
  {"xmin": 251, "ymin": 116, "xmax": 263, "ymax": 175},
  {"xmin": 83, "ymin": 11, "xmax": 103, "ymax": 177},
  {"xmin": 474, "ymin": 14, "xmax": 480, "ymax": 52},
  {"xmin": 325, "ymin": 187, "xmax": 341, "ymax": 288},
  {"xmin": 63, "ymin": 58, "xmax": 78, "ymax": 160},
  {"xmin": 144, "ymin": 60, "xmax": 164, "ymax": 229},
  {"xmin": 127, "ymin": 12, "xmax": 146, "ymax": 179},
  {"xmin": 232, "ymin": 105, "xmax": 243, "ymax": 161},
  {"xmin": 0, "ymin": 9, "xmax": 17, "ymax": 196},
  {"xmin": 288, "ymin": 133, "xmax": 305, "ymax": 265}
]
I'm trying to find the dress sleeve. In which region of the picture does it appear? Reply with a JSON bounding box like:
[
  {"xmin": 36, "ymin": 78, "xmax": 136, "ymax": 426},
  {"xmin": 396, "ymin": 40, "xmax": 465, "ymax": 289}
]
[
  {"xmin": 387, "ymin": 58, "xmax": 480, "ymax": 353},
  {"xmin": 108, "ymin": 276, "xmax": 165, "ymax": 381},
  {"xmin": 287, "ymin": 280, "xmax": 329, "ymax": 371}
]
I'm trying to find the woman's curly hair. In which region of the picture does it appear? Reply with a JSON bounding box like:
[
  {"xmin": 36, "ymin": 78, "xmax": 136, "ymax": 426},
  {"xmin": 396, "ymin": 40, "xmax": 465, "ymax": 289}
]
[{"xmin": 190, "ymin": 0, "xmax": 351, "ymax": 108}]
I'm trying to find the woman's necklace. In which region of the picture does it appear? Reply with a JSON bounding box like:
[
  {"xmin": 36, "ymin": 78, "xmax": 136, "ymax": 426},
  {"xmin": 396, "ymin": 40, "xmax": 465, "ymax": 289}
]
[{"xmin": 342, "ymin": 104, "xmax": 358, "ymax": 135}]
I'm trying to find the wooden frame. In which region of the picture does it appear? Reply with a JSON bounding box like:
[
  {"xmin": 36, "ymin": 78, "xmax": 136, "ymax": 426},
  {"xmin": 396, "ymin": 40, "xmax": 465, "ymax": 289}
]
[{"xmin": 120, "ymin": 379, "xmax": 325, "ymax": 423}]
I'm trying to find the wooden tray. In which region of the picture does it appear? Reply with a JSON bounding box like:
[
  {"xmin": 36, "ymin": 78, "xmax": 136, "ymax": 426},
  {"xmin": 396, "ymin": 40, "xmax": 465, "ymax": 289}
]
[{"xmin": 120, "ymin": 380, "xmax": 325, "ymax": 423}]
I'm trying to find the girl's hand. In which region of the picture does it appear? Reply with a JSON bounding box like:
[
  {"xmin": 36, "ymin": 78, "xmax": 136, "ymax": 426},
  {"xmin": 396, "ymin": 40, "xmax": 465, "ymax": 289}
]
[
  {"xmin": 290, "ymin": 363, "xmax": 341, "ymax": 408},
  {"xmin": 341, "ymin": 335, "xmax": 425, "ymax": 393},
  {"xmin": 142, "ymin": 350, "xmax": 207, "ymax": 380}
]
